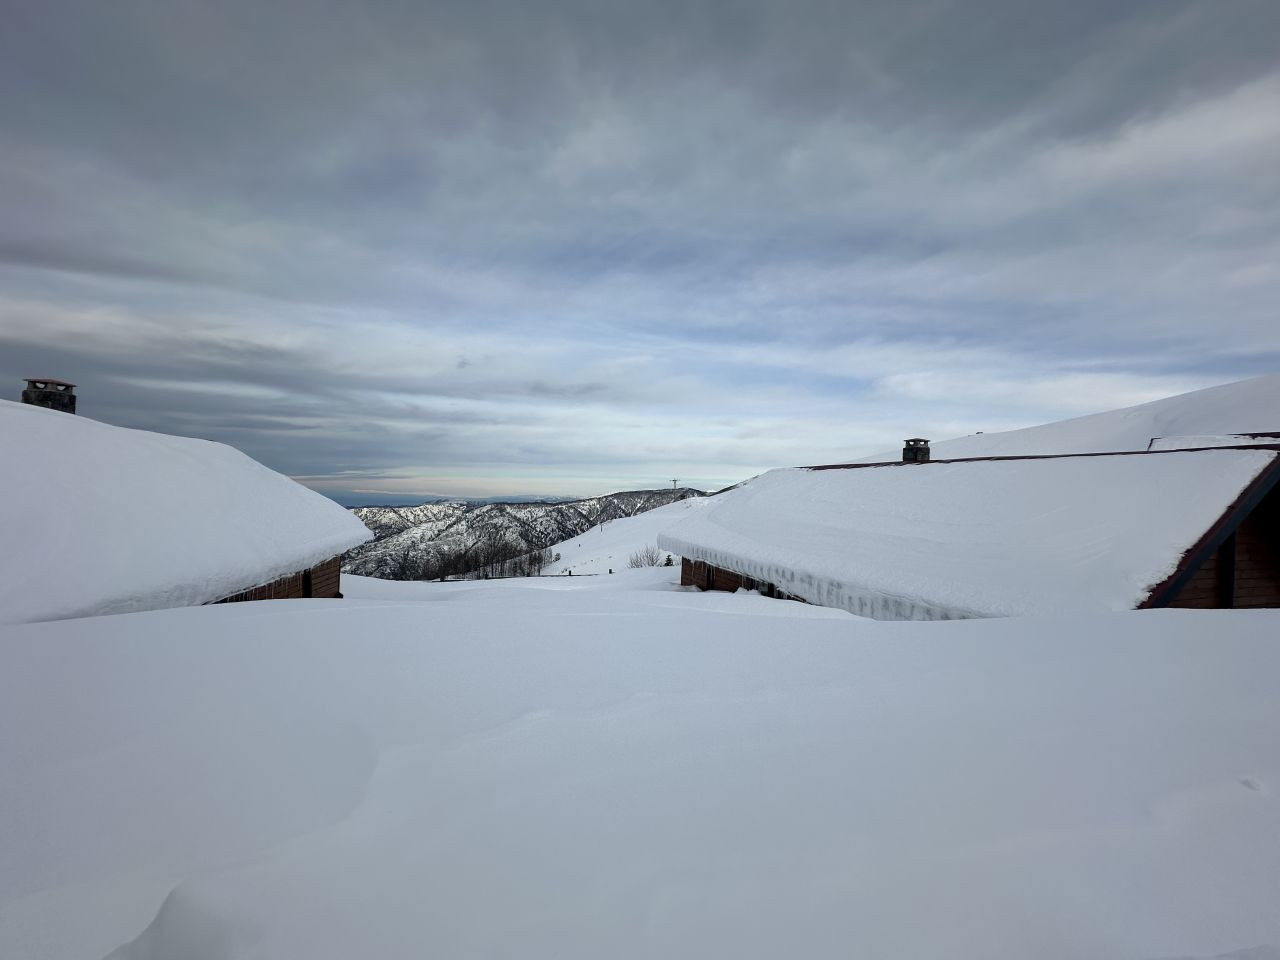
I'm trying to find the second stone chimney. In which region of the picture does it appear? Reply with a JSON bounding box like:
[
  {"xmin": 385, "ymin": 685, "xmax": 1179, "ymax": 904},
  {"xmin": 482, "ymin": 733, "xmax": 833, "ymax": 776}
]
[
  {"xmin": 902, "ymin": 438, "xmax": 930, "ymax": 463},
  {"xmin": 21, "ymin": 378, "xmax": 77, "ymax": 414}
]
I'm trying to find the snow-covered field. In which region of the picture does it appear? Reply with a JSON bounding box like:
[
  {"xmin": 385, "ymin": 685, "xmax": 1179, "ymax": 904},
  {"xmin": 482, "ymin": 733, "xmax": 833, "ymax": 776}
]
[{"xmin": 3, "ymin": 571, "xmax": 1278, "ymax": 960}]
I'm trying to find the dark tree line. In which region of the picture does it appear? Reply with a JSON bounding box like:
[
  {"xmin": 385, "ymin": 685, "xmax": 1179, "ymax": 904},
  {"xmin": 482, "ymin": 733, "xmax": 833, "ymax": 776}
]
[{"xmin": 383, "ymin": 529, "xmax": 555, "ymax": 581}]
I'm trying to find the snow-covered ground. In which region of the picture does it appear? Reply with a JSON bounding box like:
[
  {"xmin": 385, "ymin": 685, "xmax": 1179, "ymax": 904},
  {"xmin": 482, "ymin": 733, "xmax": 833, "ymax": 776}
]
[{"xmin": 2, "ymin": 573, "xmax": 1278, "ymax": 960}]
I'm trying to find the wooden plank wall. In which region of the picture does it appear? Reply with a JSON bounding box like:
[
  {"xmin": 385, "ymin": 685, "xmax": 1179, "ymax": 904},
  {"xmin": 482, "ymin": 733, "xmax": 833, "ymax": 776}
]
[
  {"xmin": 213, "ymin": 555, "xmax": 344, "ymax": 605},
  {"xmin": 1166, "ymin": 485, "xmax": 1279, "ymax": 609},
  {"xmin": 1234, "ymin": 492, "xmax": 1280, "ymax": 607},
  {"xmin": 310, "ymin": 556, "xmax": 343, "ymax": 598},
  {"xmin": 680, "ymin": 558, "xmax": 805, "ymax": 603},
  {"xmin": 1167, "ymin": 552, "xmax": 1220, "ymax": 609}
]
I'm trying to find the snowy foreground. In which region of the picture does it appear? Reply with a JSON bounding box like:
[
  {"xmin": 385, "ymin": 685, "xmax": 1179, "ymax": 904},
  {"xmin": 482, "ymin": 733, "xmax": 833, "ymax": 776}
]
[{"xmin": 3, "ymin": 571, "xmax": 1279, "ymax": 960}]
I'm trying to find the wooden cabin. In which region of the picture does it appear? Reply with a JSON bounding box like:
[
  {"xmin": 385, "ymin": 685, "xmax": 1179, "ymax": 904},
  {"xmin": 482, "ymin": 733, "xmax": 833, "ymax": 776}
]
[
  {"xmin": 660, "ymin": 443, "xmax": 1280, "ymax": 620},
  {"xmin": 1144, "ymin": 454, "xmax": 1280, "ymax": 609},
  {"xmin": 213, "ymin": 556, "xmax": 346, "ymax": 604},
  {"xmin": 1, "ymin": 396, "xmax": 371, "ymax": 625}
]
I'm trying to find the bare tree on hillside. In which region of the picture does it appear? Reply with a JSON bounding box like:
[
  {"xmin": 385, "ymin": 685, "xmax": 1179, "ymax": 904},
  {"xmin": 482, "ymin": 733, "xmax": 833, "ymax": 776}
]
[{"xmin": 628, "ymin": 544, "xmax": 663, "ymax": 568}]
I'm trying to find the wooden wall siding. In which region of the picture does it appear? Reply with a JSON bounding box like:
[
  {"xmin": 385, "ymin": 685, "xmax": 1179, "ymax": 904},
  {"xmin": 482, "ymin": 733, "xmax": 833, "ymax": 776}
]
[
  {"xmin": 214, "ymin": 571, "xmax": 305, "ymax": 604},
  {"xmin": 213, "ymin": 555, "xmax": 344, "ymax": 605},
  {"xmin": 310, "ymin": 556, "xmax": 343, "ymax": 598},
  {"xmin": 1165, "ymin": 485, "xmax": 1279, "ymax": 609},
  {"xmin": 680, "ymin": 557, "xmax": 696, "ymax": 587},
  {"xmin": 680, "ymin": 558, "xmax": 805, "ymax": 603},
  {"xmin": 682, "ymin": 558, "xmax": 746, "ymax": 592},
  {"xmin": 1167, "ymin": 552, "xmax": 1220, "ymax": 609},
  {"xmin": 1233, "ymin": 487, "xmax": 1280, "ymax": 608},
  {"xmin": 675, "ymin": 560, "xmax": 696, "ymax": 591}
]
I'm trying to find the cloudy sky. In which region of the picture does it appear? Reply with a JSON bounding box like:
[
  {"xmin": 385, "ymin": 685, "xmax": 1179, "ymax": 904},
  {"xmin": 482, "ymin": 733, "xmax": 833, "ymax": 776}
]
[{"xmin": 2, "ymin": 0, "xmax": 1277, "ymax": 502}]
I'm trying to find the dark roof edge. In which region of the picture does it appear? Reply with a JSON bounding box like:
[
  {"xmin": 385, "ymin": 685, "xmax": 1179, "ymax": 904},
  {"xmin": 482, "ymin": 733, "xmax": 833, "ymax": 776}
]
[
  {"xmin": 1140, "ymin": 457, "xmax": 1280, "ymax": 609},
  {"xmin": 804, "ymin": 444, "xmax": 1280, "ymax": 471},
  {"xmin": 1147, "ymin": 431, "xmax": 1280, "ymax": 450}
]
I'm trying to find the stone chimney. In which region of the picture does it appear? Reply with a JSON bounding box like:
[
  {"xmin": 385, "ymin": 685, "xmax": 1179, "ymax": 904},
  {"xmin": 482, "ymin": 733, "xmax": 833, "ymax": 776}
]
[
  {"xmin": 902, "ymin": 438, "xmax": 930, "ymax": 463},
  {"xmin": 21, "ymin": 378, "xmax": 77, "ymax": 414}
]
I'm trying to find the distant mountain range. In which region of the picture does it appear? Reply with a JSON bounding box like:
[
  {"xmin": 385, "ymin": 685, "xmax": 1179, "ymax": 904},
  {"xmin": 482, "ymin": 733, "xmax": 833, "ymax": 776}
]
[
  {"xmin": 340, "ymin": 493, "xmax": 579, "ymax": 508},
  {"xmin": 344, "ymin": 488, "xmax": 705, "ymax": 580}
]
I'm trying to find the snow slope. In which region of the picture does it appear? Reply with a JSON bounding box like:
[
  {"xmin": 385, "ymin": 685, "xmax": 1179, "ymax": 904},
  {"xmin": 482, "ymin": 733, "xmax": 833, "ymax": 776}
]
[
  {"xmin": 0, "ymin": 401, "xmax": 371, "ymax": 624},
  {"xmin": 540, "ymin": 494, "xmax": 716, "ymax": 575},
  {"xmin": 658, "ymin": 448, "xmax": 1277, "ymax": 619},
  {"xmin": 855, "ymin": 373, "xmax": 1280, "ymax": 462},
  {"xmin": 1, "ymin": 580, "xmax": 1278, "ymax": 960}
]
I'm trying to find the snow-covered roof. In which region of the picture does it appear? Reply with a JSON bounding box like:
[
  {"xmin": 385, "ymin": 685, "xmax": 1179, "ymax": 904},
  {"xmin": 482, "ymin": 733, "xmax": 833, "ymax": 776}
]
[
  {"xmin": 0, "ymin": 401, "xmax": 372, "ymax": 624},
  {"xmin": 1147, "ymin": 433, "xmax": 1280, "ymax": 451},
  {"xmin": 855, "ymin": 372, "xmax": 1280, "ymax": 462},
  {"xmin": 658, "ymin": 448, "xmax": 1280, "ymax": 620}
]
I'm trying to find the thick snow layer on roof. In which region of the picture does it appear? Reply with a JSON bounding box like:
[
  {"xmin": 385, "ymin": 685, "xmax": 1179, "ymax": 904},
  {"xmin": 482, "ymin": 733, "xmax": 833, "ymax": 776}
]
[
  {"xmin": 857, "ymin": 373, "xmax": 1280, "ymax": 461},
  {"xmin": 0, "ymin": 401, "xmax": 371, "ymax": 624},
  {"xmin": 1, "ymin": 585, "xmax": 1278, "ymax": 960},
  {"xmin": 659, "ymin": 449, "xmax": 1278, "ymax": 619}
]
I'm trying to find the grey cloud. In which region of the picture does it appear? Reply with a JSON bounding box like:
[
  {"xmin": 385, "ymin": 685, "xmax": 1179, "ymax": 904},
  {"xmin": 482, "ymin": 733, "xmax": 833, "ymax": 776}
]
[{"xmin": 1, "ymin": 0, "xmax": 1277, "ymax": 498}]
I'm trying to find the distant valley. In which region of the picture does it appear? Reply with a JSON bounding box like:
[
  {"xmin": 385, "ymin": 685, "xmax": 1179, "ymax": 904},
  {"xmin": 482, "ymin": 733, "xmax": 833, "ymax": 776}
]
[{"xmin": 344, "ymin": 487, "xmax": 705, "ymax": 580}]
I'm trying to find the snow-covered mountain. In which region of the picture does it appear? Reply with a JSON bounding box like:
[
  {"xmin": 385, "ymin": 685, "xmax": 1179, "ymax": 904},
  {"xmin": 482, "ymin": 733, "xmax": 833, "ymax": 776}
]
[{"xmin": 344, "ymin": 488, "xmax": 705, "ymax": 579}]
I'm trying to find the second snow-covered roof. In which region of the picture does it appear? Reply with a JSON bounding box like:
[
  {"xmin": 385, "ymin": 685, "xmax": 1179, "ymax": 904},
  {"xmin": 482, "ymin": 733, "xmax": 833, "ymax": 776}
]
[
  {"xmin": 658, "ymin": 449, "xmax": 1279, "ymax": 620},
  {"xmin": 0, "ymin": 401, "xmax": 372, "ymax": 624}
]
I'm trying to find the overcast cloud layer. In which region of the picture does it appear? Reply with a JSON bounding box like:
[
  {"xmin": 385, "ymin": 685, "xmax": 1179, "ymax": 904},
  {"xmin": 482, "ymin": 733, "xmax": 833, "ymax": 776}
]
[{"xmin": 2, "ymin": 0, "xmax": 1277, "ymax": 501}]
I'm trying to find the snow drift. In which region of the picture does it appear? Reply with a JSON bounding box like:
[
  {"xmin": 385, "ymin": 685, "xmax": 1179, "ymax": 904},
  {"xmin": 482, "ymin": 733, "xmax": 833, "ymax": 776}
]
[{"xmin": 0, "ymin": 579, "xmax": 1277, "ymax": 959}]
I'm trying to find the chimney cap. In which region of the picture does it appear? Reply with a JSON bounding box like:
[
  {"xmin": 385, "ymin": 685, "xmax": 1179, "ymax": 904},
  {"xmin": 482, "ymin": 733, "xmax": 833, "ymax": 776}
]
[
  {"xmin": 902, "ymin": 437, "xmax": 931, "ymax": 463},
  {"xmin": 24, "ymin": 378, "xmax": 76, "ymax": 388}
]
